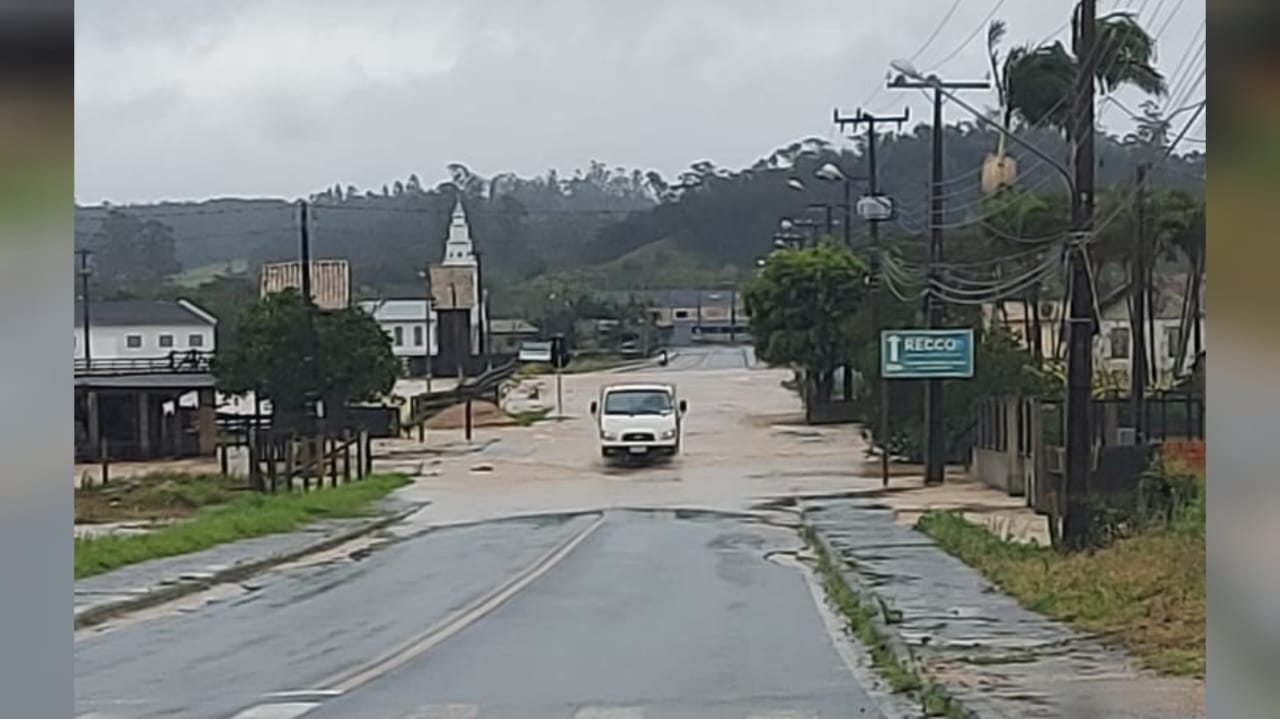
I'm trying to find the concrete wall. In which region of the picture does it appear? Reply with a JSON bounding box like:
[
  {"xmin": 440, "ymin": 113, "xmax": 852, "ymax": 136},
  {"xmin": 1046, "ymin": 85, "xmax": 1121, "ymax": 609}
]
[{"xmin": 970, "ymin": 397, "xmax": 1027, "ymax": 497}]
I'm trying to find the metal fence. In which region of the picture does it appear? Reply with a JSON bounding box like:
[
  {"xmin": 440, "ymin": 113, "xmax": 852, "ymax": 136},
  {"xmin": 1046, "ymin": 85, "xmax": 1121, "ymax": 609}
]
[
  {"xmin": 1038, "ymin": 391, "xmax": 1205, "ymax": 448},
  {"xmin": 75, "ymin": 350, "xmax": 215, "ymax": 376}
]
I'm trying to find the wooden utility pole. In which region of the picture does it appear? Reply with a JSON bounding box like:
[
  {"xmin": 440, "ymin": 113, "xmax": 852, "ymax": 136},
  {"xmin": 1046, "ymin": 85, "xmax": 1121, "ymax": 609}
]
[
  {"xmin": 889, "ymin": 75, "xmax": 989, "ymax": 486},
  {"xmin": 833, "ymin": 107, "xmax": 909, "ymax": 487},
  {"xmin": 1063, "ymin": 0, "xmax": 1098, "ymax": 549},
  {"xmin": 1130, "ymin": 163, "xmax": 1149, "ymax": 443},
  {"xmin": 76, "ymin": 249, "xmax": 92, "ymax": 370}
]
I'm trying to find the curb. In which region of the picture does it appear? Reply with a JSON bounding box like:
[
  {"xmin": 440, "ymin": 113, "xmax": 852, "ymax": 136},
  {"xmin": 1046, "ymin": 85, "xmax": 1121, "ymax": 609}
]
[
  {"xmin": 74, "ymin": 503, "xmax": 424, "ymax": 631},
  {"xmin": 802, "ymin": 518, "xmax": 982, "ymax": 719}
]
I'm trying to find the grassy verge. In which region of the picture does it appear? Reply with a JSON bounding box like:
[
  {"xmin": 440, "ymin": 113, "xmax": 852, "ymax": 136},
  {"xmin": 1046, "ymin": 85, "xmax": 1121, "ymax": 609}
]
[
  {"xmin": 76, "ymin": 472, "xmax": 251, "ymax": 524},
  {"xmin": 75, "ymin": 474, "xmax": 411, "ymax": 579},
  {"xmin": 917, "ymin": 501, "xmax": 1205, "ymax": 677},
  {"xmin": 802, "ymin": 526, "xmax": 965, "ymax": 718}
]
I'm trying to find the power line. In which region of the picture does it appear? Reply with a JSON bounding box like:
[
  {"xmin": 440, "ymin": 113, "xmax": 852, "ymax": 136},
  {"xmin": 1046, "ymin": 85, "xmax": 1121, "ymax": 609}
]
[{"xmin": 923, "ymin": 0, "xmax": 1009, "ymax": 71}]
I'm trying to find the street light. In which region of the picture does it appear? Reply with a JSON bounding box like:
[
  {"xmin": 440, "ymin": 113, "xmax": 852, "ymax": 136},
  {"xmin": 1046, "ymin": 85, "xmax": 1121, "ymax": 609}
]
[
  {"xmin": 815, "ymin": 162, "xmax": 846, "ymax": 182},
  {"xmin": 889, "ymin": 58, "xmax": 1075, "ymax": 195}
]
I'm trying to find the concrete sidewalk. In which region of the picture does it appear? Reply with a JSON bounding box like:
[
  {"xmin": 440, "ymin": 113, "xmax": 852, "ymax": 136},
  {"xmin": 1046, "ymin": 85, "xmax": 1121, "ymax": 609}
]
[
  {"xmin": 865, "ymin": 471, "xmax": 1052, "ymax": 546},
  {"xmin": 75, "ymin": 496, "xmax": 423, "ymax": 629},
  {"xmin": 803, "ymin": 480, "xmax": 1205, "ymax": 719}
]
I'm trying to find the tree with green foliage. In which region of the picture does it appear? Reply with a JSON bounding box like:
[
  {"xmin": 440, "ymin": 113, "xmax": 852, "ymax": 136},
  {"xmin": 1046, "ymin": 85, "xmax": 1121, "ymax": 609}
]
[
  {"xmin": 744, "ymin": 242, "xmax": 868, "ymax": 400},
  {"xmin": 213, "ymin": 290, "xmax": 399, "ymax": 415}
]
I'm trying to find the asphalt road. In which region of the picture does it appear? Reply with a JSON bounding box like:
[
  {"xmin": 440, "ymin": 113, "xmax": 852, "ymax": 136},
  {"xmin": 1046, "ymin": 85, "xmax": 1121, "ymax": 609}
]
[{"xmin": 75, "ymin": 511, "xmax": 895, "ymax": 719}]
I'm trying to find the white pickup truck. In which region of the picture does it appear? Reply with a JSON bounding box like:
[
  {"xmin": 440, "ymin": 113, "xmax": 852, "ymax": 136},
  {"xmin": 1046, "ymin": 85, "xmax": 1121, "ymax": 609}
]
[{"xmin": 589, "ymin": 382, "xmax": 687, "ymax": 460}]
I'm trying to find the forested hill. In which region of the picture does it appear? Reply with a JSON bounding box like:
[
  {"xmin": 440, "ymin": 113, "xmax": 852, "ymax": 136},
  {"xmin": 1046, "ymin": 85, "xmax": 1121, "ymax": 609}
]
[{"xmin": 74, "ymin": 125, "xmax": 1204, "ymax": 301}]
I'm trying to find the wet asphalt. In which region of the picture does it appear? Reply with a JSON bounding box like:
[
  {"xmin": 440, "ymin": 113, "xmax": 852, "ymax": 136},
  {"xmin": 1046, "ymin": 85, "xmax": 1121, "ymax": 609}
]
[
  {"xmin": 75, "ymin": 510, "xmax": 896, "ymax": 719},
  {"xmin": 76, "ymin": 348, "xmax": 899, "ymax": 719}
]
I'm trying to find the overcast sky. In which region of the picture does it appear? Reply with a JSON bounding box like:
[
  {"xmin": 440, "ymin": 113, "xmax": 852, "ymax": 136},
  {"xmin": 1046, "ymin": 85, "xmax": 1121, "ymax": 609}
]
[{"xmin": 74, "ymin": 0, "xmax": 1206, "ymax": 205}]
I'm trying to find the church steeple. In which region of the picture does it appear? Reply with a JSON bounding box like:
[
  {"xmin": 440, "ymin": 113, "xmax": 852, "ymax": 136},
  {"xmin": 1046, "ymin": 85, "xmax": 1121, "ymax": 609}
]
[{"xmin": 442, "ymin": 197, "xmax": 476, "ymax": 266}]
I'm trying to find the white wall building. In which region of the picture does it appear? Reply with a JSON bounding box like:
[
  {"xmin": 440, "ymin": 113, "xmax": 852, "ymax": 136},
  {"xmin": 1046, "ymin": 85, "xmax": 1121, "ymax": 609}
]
[
  {"xmin": 356, "ymin": 298, "xmax": 438, "ymax": 361},
  {"xmin": 74, "ymin": 299, "xmax": 217, "ymax": 363},
  {"xmin": 1095, "ymin": 277, "xmax": 1206, "ymax": 387}
]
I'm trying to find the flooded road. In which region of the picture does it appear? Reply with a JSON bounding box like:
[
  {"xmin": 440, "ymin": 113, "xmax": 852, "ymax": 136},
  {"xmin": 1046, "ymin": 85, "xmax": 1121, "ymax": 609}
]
[{"xmin": 76, "ymin": 348, "xmax": 907, "ymax": 718}]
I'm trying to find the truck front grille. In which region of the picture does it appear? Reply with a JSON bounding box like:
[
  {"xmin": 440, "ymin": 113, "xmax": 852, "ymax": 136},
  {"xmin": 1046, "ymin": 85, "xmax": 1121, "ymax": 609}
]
[{"xmin": 622, "ymin": 432, "xmax": 655, "ymax": 442}]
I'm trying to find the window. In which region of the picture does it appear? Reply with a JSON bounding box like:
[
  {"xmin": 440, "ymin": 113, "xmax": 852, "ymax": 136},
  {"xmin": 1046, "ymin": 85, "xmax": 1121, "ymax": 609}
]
[
  {"xmin": 674, "ymin": 309, "xmax": 691, "ymax": 320},
  {"xmin": 393, "ymin": 326, "xmax": 404, "ymax": 346},
  {"xmin": 188, "ymin": 333, "xmax": 204, "ymax": 348},
  {"xmin": 1165, "ymin": 326, "xmax": 1181, "ymax": 358},
  {"xmin": 603, "ymin": 389, "xmax": 673, "ymax": 416},
  {"xmin": 413, "ymin": 325, "xmax": 424, "ymax": 346},
  {"xmin": 125, "ymin": 334, "xmax": 142, "ymax": 349},
  {"xmin": 159, "ymin": 334, "xmax": 174, "ymax": 348},
  {"xmin": 1108, "ymin": 327, "xmax": 1130, "ymax": 359}
]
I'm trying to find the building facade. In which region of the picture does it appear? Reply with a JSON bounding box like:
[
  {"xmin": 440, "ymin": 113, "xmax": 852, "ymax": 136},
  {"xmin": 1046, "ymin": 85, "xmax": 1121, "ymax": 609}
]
[
  {"xmin": 74, "ymin": 299, "xmax": 217, "ymax": 364},
  {"xmin": 356, "ymin": 298, "xmax": 438, "ymax": 376},
  {"xmin": 73, "ymin": 300, "xmax": 220, "ymax": 462}
]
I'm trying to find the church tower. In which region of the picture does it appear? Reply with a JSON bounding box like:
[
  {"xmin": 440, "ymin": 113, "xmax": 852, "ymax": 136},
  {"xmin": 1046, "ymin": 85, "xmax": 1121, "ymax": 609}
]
[
  {"xmin": 442, "ymin": 197, "xmax": 477, "ymax": 267},
  {"xmin": 428, "ymin": 196, "xmax": 487, "ymax": 369}
]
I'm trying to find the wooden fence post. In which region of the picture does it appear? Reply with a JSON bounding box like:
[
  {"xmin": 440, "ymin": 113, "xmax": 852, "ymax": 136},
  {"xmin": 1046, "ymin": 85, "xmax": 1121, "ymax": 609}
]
[
  {"xmin": 342, "ymin": 429, "xmax": 352, "ymax": 482},
  {"xmin": 99, "ymin": 436, "xmax": 110, "ymax": 486},
  {"xmin": 329, "ymin": 435, "xmax": 339, "ymax": 487},
  {"xmin": 362, "ymin": 430, "xmax": 373, "ymax": 476},
  {"xmin": 268, "ymin": 438, "xmax": 279, "ymax": 493},
  {"xmin": 465, "ymin": 398, "xmax": 474, "ymax": 442}
]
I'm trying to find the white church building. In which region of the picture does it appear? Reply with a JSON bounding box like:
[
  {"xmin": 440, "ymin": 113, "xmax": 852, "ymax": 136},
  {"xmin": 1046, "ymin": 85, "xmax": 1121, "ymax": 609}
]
[{"xmin": 358, "ymin": 197, "xmax": 489, "ymax": 377}]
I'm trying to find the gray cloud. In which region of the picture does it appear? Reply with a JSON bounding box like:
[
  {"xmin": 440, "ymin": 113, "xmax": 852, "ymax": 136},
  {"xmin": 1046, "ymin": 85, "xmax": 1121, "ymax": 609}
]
[{"xmin": 75, "ymin": 0, "xmax": 1206, "ymax": 204}]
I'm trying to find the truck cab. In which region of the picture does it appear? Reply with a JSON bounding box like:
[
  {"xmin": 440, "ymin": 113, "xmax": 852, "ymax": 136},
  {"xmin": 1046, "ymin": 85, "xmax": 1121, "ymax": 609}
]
[{"xmin": 590, "ymin": 382, "xmax": 687, "ymax": 460}]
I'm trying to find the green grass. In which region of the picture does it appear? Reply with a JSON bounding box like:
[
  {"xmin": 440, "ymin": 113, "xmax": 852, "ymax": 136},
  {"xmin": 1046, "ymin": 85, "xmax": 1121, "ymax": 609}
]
[
  {"xmin": 76, "ymin": 472, "xmax": 248, "ymax": 524},
  {"xmin": 803, "ymin": 526, "xmax": 966, "ymax": 717},
  {"xmin": 917, "ymin": 503, "xmax": 1205, "ymax": 677},
  {"xmin": 74, "ymin": 474, "xmax": 411, "ymax": 579}
]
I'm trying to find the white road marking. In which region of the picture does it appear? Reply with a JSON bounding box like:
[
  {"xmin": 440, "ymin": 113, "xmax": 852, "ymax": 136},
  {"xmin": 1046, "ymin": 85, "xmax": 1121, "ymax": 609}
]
[
  {"xmin": 573, "ymin": 707, "xmax": 646, "ymax": 719},
  {"xmin": 260, "ymin": 690, "xmax": 344, "ymax": 700},
  {"xmin": 322, "ymin": 514, "xmax": 605, "ymax": 693},
  {"xmin": 228, "ymin": 702, "xmax": 321, "ymax": 719},
  {"xmin": 400, "ymin": 704, "xmax": 480, "ymax": 719}
]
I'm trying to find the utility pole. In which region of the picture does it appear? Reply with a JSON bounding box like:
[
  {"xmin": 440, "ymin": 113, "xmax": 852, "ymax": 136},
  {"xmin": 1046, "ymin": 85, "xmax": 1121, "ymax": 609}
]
[
  {"xmin": 76, "ymin": 249, "xmax": 92, "ymax": 370},
  {"xmin": 298, "ymin": 199, "xmax": 318, "ymax": 425},
  {"xmin": 1063, "ymin": 0, "xmax": 1098, "ymax": 549},
  {"xmin": 834, "ymin": 107, "xmax": 909, "ymax": 487},
  {"xmin": 474, "ymin": 249, "xmax": 489, "ymax": 367},
  {"xmin": 889, "ymin": 75, "xmax": 989, "ymax": 486},
  {"xmin": 841, "ymin": 177, "xmax": 853, "ymax": 248},
  {"xmin": 1130, "ymin": 163, "xmax": 1149, "ymax": 443}
]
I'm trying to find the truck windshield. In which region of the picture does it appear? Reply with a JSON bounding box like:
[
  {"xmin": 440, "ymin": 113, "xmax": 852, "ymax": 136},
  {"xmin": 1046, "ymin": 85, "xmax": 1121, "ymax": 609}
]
[{"xmin": 603, "ymin": 389, "xmax": 673, "ymax": 416}]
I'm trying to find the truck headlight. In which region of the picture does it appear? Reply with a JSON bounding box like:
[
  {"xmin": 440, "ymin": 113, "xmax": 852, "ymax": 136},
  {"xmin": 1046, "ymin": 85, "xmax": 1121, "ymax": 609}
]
[
  {"xmin": 601, "ymin": 431, "xmax": 618, "ymax": 441},
  {"xmin": 661, "ymin": 429, "xmax": 677, "ymax": 440}
]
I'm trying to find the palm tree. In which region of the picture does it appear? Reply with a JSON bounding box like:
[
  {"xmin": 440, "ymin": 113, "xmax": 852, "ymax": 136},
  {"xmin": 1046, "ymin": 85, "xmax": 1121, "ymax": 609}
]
[
  {"xmin": 987, "ymin": 6, "xmax": 1167, "ymax": 378},
  {"xmin": 997, "ymin": 9, "xmax": 1167, "ymax": 141}
]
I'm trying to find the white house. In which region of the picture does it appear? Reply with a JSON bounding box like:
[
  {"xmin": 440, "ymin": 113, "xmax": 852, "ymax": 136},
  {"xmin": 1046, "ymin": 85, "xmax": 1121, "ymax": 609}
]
[
  {"xmin": 356, "ymin": 298, "xmax": 438, "ymax": 369},
  {"xmin": 1095, "ymin": 274, "xmax": 1206, "ymax": 387},
  {"xmin": 74, "ymin": 299, "xmax": 217, "ymax": 363}
]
